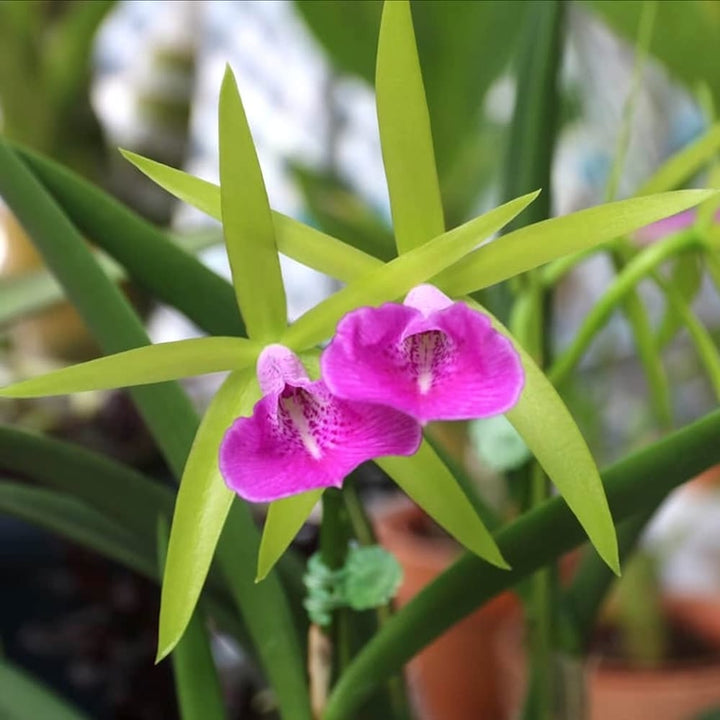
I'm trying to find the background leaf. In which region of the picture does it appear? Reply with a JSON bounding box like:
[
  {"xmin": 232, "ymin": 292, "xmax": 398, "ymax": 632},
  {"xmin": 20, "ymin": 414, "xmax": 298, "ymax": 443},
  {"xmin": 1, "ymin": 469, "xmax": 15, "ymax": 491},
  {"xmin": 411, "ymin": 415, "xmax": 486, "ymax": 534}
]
[
  {"xmin": 0, "ymin": 661, "xmax": 91, "ymax": 720},
  {"xmin": 157, "ymin": 519, "xmax": 227, "ymax": 720}
]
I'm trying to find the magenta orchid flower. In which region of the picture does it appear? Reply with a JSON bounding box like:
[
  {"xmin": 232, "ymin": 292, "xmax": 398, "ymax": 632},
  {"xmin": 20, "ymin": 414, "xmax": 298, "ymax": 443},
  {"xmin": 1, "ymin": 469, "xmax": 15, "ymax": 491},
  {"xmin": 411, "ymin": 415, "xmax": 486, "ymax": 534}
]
[
  {"xmin": 321, "ymin": 284, "xmax": 524, "ymax": 424},
  {"xmin": 219, "ymin": 344, "xmax": 421, "ymax": 502}
]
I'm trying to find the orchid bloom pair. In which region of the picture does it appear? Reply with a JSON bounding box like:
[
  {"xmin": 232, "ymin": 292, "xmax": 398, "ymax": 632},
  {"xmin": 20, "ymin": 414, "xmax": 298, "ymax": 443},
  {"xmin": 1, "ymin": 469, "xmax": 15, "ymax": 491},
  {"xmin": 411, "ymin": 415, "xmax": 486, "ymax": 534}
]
[{"xmin": 219, "ymin": 284, "xmax": 525, "ymax": 503}]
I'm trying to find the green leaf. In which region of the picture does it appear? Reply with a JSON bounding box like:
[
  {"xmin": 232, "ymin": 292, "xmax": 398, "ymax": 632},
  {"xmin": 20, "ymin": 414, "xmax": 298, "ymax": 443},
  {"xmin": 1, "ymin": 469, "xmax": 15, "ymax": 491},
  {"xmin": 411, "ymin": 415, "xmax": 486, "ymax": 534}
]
[
  {"xmin": 436, "ymin": 190, "xmax": 720, "ymax": 295},
  {"xmin": 0, "ymin": 337, "xmax": 260, "ymax": 397},
  {"xmin": 281, "ymin": 191, "xmax": 539, "ymax": 350},
  {"xmin": 376, "ymin": 0, "xmax": 444, "ymax": 252},
  {"xmin": 217, "ymin": 506, "xmax": 313, "ymax": 720},
  {"xmin": 656, "ymin": 252, "xmax": 703, "ymax": 348},
  {"xmin": 219, "ymin": 66, "xmax": 287, "ymax": 339},
  {"xmin": 157, "ymin": 519, "xmax": 227, "ymax": 720},
  {"xmin": 636, "ymin": 123, "xmax": 720, "ymax": 196},
  {"xmin": 121, "ymin": 149, "xmax": 379, "ymax": 284},
  {"xmin": 0, "ymin": 661, "xmax": 91, "ymax": 720},
  {"xmin": 377, "ymin": 440, "xmax": 507, "ymax": 568},
  {"xmin": 0, "ymin": 425, "xmax": 173, "ymax": 545},
  {"xmin": 257, "ymin": 489, "xmax": 323, "ymax": 582},
  {"xmin": 0, "ymin": 137, "xmax": 198, "ymax": 479},
  {"xmin": 14, "ymin": 143, "xmax": 245, "ymax": 339},
  {"xmin": 158, "ymin": 368, "xmax": 260, "ymax": 661},
  {"xmin": 0, "ymin": 481, "xmax": 156, "ymax": 579},
  {"xmin": 470, "ymin": 299, "xmax": 619, "ymax": 573}
]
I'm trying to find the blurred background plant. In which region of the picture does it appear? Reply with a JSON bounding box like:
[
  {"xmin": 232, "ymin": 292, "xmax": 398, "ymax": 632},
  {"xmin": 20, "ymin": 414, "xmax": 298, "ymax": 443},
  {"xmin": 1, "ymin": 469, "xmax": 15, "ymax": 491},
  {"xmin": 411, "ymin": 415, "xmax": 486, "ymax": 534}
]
[{"xmin": 3, "ymin": 1, "xmax": 720, "ymax": 719}]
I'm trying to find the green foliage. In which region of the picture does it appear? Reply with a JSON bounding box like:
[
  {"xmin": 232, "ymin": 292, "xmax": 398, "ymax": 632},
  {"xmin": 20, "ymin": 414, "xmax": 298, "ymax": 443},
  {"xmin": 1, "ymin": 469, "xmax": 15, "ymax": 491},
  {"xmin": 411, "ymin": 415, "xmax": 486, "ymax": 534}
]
[
  {"xmin": 0, "ymin": 661, "xmax": 91, "ymax": 720},
  {"xmin": 219, "ymin": 67, "xmax": 287, "ymax": 340}
]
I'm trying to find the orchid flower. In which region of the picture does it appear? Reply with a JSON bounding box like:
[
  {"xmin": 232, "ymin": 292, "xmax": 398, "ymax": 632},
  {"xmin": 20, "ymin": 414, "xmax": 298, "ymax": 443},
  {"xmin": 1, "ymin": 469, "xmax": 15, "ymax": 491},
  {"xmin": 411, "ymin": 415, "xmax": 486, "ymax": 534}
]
[
  {"xmin": 219, "ymin": 344, "xmax": 421, "ymax": 502},
  {"xmin": 634, "ymin": 207, "xmax": 720, "ymax": 245},
  {"xmin": 321, "ymin": 284, "xmax": 524, "ymax": 424}
]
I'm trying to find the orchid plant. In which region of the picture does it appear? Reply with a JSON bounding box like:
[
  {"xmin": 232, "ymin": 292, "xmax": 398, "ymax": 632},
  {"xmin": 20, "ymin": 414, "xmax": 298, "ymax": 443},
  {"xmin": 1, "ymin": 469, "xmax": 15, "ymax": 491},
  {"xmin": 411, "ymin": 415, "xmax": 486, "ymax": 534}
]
[{"xmin": 2, "ymin": 1, "xmax": 720, "ymax": 719}]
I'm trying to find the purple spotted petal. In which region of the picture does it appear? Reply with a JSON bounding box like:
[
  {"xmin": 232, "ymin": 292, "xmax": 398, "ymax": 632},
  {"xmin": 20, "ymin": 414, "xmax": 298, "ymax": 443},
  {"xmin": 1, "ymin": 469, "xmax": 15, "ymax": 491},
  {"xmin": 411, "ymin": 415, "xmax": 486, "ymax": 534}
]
[
  {"xmin": 322, "ymin": 285, "xmax": 524, "ymax": 423},
  {"xmin": 219, "ymin": 345, "xmax": 421, "ymax": 503}
]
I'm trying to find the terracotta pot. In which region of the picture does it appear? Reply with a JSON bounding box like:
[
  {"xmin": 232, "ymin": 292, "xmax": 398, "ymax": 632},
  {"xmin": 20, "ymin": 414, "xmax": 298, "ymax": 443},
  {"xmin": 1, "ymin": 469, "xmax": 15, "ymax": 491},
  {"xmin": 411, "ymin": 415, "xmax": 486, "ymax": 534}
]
[
  {"xmin": 374, "ymin": 499, "xmax": 522, "ymax": 720},
  {"xmin": 499, "ymin": 595, "xmax": 720, "ymax": 720}
]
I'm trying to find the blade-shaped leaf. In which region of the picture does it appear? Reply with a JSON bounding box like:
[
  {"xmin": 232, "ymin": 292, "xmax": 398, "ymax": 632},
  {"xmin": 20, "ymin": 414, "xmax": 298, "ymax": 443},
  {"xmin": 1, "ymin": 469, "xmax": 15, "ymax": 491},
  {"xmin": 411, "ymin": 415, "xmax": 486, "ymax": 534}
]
[
  {"xmin": 376, "ymin": 0, "xmax": 444, "ymax": 253},
  {"xmin": 217, "ymin": 504, "xmax": 312, "ymax": 720},
  {"xmin": 121, "ymin": 150, "xmax": 382, "ymax": 282},
  {"xmin": 377, "ymin": 441, "xmax": 507, "ymax": 568},
  {"xmin": 257, "ymin": 489, "xmax": 323, "ymax": 582},
  {"xmin": 157, "ymin": 519, "xmax": 227, "ymax": 720},
  {"xmin": 656, "ymin": 252, "xmax": 703, "ymax": 348},
  {"xmin": 0, "ymin": 661, "xmax": 91, "ymax": 720},
  {"xmin": 0, "ymin": 481, "xmax": 156, "ymax": 579},
  {"xmin": 219, "ymin": 67, "xmax": 287, "ymax": 339},
  {"xmin": 466, "ymin": 299, "xmax": 619, "ymax": 573},
  {"xmin": 0, "ymin": 425, "xmax": 173, "ymax": 544},
  {"xmin": 159, "ymin": 368, "xmax": 260, "ymax": 661},
  {"xmin": 435, "ymin": 190, "xmax": 719, "ymax": 295},
  {"xmin": 281, "ymin": 190, "xmax": 539, "ymax": 350},
  {"xmin": 13, "ymin": 143, "xmax": 245, "ymax": 339},
  {"xmin": 0, "ymin": 337, "xmax": 260, "ymax": 397},
  {"xmin": 636, "ymin": 123, "xmax": 720, "ymax": 196}
]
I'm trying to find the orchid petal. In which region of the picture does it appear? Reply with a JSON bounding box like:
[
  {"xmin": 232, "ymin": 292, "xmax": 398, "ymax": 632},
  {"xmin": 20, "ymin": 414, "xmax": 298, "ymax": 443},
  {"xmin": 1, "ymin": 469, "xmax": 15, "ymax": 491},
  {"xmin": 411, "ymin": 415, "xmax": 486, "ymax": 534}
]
[
  {"xmin": 322, "ymin": 289, "xmax": 524, "ymax": 423},
  {"xmin": 220, "ymin": 349, "xmax": 421, "ymax": 502}
]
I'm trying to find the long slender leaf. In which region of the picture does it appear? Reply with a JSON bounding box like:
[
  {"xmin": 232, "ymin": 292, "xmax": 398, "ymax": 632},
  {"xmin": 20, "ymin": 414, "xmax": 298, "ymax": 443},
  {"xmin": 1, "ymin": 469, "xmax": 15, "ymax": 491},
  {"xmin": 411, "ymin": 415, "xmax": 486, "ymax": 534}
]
[
  {"xmin": 120, "ymin": 150, "xmax": 384, "ymax": 282},
  {"xmin": 217, "ymin": 504, "xmax": 312, "ymax": 720},
  {"xmin": 377, "ymin": 441, "xmax": 507, "ymax": 568},
  {"xmin": 636, "ymin": 124, "xmax": 720, "ymax": 196},
  {"xmin": 281, "ymin": 191, "xmax": 539, "ymax": 350},
  {"xmin": 0, "ymin": 481, "xmax": 156, "ymax": 579},
  {"xmin": 0, "ymin": 661, "xmax": 91, "ymax": 720},
  {"xmin": 12, "ymin": 143, "xmax": 246, "ymax": 338},
  {"xmin": 0, "ymin": 337, "xmax": 260, "ymax": 397},
  {"xmin": 323, "ymin": 405, "xmax": 720, "ymax": 720},
  {"xmin": 157, "ymin": 519, "xmax": 227, "ymax": 720},
  {"xmin": 0, "ymin": 137, "xmax": 197, "ymax": 478},
  {"xmin": 159, "ymin": 369, "xmax": 259, "ymax": 660},
  {"xmin": 376, "ymin": 0, "xmax": 444, "ymax": 253},
  {"xmin": 257, "ymin": 489, "xmax": 323, "ymax": 582},
  {"xmin": 0, "ymin": 229, "xmax": 223, "ymax": 330},
  {"xmin": 435, "ymin": 190, "xmax": 718, "ymax": 295},
  {"xmin": 219, "ymin": 67, "xmax": 287, "ymax": 339},
  {"xmin": 0, "ymin": 425, "xmax": 173, "ymax": 543}
]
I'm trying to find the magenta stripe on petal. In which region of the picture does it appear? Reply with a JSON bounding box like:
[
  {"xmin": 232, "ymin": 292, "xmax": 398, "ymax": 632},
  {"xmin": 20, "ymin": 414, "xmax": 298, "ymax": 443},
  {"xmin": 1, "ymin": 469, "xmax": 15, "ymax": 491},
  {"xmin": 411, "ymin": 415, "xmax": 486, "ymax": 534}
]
[
  {"xmin": 322, "ymin": 285, "xmax": 524, "ymax": 423},
  {"xmin": 219, "ymin": 346, "xmax": 421, "ymax": 503}
]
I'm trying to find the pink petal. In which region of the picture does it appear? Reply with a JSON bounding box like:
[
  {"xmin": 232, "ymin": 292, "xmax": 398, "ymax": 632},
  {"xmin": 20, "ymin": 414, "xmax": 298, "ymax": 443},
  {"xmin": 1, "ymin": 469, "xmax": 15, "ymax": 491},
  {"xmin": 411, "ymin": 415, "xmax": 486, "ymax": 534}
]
[
  {"xmin": 257, "ymin": 343, "xmax": 310, "ymax": 394},
  {"xmin": 219, "ymin": 375, "xmax": 421, "ymax": 503},
  {"xmin": 322, "ymin": 293, "xmax": 524, "ymax": 423},
  {"xmin": 404, "ymin": 283, "xmax": 454, "ymax": 316}
]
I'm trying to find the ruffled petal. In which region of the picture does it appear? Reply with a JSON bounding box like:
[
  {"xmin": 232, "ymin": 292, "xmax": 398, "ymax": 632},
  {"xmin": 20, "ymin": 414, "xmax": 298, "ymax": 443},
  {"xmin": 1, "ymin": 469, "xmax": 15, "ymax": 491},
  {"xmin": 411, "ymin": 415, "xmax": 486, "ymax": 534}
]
[
  {"xmin": 322, "ymin": 290, "xmax": 524, "ymax": 423},
  {"xmin": 411, "ymin": 302, "xmax": 524, "ymax": 421},
  {"xmin": 322, "ymin": 303, "xmax": 427, "ymax": 410},
  {"xmin": 257, "ymin": 343, "xmax": 310, "ymax": 394},
  {"xmin": 219, "ymin": 376, "xmax": 421, "ymax": 503}
]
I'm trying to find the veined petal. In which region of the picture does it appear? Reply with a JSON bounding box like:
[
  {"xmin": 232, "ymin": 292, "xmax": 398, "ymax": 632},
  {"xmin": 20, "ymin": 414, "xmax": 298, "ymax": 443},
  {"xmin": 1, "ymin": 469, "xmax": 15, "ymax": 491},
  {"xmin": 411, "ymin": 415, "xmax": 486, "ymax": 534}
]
[
  {"xmin": 220, "ymin": 347, "xmax": 421, "ymax": 502},
  {"xmin": 322, "ymin": 285, "xmax": 524, "ymax": 423}
]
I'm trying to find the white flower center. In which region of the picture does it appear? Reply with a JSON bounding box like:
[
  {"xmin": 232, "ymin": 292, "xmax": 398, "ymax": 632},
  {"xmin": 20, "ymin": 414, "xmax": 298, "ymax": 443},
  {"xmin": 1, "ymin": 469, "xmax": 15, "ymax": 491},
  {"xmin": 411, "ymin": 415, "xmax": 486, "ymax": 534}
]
[{"xmin": 280, "ymin": 390, "xmax": 323, "ymax": 459}]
